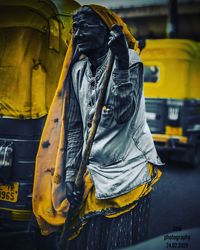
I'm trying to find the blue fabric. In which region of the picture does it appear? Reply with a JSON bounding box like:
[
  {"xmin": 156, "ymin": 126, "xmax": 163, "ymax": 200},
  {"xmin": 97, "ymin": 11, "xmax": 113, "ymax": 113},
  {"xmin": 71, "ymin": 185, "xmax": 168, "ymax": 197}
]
[{"xmin": 68, "ymin": 194, "xmax": 151, "ymax": 250}]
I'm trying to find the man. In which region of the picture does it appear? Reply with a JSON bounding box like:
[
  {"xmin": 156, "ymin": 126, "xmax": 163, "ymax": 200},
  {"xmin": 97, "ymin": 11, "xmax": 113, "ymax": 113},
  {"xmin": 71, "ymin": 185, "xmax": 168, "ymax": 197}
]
[
  {"xmin": 64, "ymin": 5, "xmax": 163, "ymax": 249},
  {"xmin": 33, "ymin": 4, "xmax": 162, "ymax": 249}
]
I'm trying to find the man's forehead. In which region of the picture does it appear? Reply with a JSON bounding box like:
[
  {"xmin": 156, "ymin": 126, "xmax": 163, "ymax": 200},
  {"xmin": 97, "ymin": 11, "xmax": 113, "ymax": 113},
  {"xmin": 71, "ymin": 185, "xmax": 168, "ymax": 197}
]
[{"xmin": 73, "ymin": 12, "xmax": 102, "ymax": 24}]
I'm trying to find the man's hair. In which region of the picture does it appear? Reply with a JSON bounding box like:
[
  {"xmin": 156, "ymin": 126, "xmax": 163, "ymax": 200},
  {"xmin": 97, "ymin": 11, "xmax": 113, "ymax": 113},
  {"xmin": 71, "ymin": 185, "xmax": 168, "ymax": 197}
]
[
  {"xmin": 73, "ymin": 6, "xmax": 103, "ymax": 24},
  {"xmin": 74, "ymin": 6, "xmax": 94, "ymax": 17}
]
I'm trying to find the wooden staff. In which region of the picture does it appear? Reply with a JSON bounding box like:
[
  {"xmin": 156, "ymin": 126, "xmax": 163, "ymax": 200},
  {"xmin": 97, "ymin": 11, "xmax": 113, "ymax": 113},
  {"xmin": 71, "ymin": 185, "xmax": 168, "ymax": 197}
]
[{"xmin": 59, "ymin": 51, "xmax": 114, "ymax": 250}]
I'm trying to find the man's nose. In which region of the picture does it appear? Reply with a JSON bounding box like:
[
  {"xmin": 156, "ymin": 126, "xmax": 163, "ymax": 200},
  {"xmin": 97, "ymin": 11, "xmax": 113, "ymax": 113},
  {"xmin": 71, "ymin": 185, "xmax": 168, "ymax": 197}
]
[{"xmin": 74, "ymin": 27, "xmax": 83, "ymax": 38}]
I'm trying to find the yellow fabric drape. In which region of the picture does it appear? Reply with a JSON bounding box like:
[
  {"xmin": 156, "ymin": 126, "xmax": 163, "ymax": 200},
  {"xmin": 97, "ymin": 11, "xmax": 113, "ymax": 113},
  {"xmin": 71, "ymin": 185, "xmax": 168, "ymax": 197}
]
[
  {"xmin": 32, "ymin": 4, "xmax": 160, "ymax": 236},
  {"xmin": 68, "ymin": 163, "xmax": 161, "ymax": 240}
]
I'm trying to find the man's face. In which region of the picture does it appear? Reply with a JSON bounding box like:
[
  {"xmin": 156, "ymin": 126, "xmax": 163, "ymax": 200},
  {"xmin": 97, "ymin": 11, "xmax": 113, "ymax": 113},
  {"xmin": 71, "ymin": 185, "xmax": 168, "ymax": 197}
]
[{"xmin": 73, "ymin": 12, "xmax": 108, "ymax": 54}]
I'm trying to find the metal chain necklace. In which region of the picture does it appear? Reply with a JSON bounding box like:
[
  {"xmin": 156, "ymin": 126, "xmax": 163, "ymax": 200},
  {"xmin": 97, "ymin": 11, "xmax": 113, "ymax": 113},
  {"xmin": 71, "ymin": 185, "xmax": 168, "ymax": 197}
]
[{"xmin": 87, "ymin": 50, "xmax": 110, "ymax": 105}]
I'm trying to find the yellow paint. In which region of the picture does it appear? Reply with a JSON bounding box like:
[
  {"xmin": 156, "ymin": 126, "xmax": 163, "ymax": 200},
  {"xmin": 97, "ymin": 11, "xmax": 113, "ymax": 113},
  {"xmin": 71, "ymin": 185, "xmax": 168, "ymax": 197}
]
[
  {"xmin": 152, "ymin": 134, "xmax": 188, "ymax": 144},
  {"xmin": 141, "ymin": 39, "xmax": 200, "ymax": 99},
  {"xmin": 165, "ymin": 126, "xmax": 183, "ymax": 136},
  {"xmin": 0, "ymin": 0, "xmax": 80, "ymax": 118}
]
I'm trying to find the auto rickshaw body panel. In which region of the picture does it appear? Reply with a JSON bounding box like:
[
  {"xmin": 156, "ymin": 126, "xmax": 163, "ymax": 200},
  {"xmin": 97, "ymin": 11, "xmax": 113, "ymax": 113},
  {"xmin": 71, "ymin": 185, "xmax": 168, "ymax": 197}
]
[{"xmin": 141, "ymin": 39, "xmax": 200, "ymax": 166}]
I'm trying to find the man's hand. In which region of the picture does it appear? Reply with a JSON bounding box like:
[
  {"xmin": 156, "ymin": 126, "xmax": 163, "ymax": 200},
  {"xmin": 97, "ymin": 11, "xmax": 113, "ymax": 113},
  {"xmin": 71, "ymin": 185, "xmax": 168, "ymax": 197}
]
[
  {"xmin": 66, "ymin": 182, "xmax": 83, "ymax": 208},
  {"xmin": 108, "ymin": 24, "xmax": 129, "ymax": 70}
]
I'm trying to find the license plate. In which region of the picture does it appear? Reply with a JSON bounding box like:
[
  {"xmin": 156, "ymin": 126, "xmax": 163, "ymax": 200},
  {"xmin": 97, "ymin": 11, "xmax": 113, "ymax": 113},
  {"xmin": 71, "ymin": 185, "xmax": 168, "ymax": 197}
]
[{"xmin": 0, "ymin": 182, "xmax": 19, "ymax": 203}]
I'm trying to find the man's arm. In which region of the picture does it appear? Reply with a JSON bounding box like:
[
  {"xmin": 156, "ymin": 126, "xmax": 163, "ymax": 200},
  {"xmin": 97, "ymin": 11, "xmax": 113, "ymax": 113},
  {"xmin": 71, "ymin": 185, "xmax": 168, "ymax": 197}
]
[
  {"xmin": 108, "ymin": 24, "xmax": 143, "ymax": 124},
  {"xmin": 65, "ymin": 82, "xmax": 83, "ymax": 183},
  {"xmin": 111, "ymin": 62, "xmax": 143, "ymax": 124}
]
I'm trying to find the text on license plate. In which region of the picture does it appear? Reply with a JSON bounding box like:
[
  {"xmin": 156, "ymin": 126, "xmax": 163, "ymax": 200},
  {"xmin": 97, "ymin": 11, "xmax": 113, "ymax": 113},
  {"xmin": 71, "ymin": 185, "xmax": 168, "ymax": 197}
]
[{"xmin": 0, "ymin": 182, "xmax": 19, "ymax": 203}]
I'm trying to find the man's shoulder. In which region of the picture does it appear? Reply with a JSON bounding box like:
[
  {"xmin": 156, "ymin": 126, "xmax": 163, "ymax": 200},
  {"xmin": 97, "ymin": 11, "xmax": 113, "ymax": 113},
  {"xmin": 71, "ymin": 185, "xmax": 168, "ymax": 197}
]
[
  {"xmin": 72, "ymin": 56, "xmax": 87, "ymax": 73},
  {"xmin": 128, "ymin": 49, "xmax": 141, "ymax": 66}
]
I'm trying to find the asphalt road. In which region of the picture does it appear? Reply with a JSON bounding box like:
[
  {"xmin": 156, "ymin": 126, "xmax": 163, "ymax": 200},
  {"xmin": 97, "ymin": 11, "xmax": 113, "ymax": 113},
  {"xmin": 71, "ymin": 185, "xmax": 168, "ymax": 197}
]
[
  {"xmin": 1, "ymin": 161, "xmax": 200, "ymax": 250},
  {"xmin": 148, "ymin": 161, "xmax": 200, "ymax": 239}
]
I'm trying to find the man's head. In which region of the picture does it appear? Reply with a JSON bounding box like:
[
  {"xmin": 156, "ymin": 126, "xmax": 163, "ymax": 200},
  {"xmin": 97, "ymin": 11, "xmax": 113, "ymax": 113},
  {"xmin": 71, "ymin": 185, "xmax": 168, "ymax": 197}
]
[{"xmin": 73, "ymin": 6, "xmax": 109, "ymax": 54}]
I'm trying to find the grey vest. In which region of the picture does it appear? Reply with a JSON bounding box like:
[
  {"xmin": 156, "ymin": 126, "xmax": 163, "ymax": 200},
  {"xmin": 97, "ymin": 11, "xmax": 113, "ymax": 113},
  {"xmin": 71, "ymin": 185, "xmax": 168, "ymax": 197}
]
[{"xmin": 72, "ymin": 49, "xmax": 163, "ymax": 199}]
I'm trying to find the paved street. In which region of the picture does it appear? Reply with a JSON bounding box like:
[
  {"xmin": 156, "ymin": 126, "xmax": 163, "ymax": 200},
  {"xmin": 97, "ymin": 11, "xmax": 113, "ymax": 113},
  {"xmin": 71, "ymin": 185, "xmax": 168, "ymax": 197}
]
[
  {"xmin": 1, "ymin": 161, "xmax": 200, "ymax": 250},
  {"xmin": 148, "ymin": 162, "xmax": 200, "ymax": 239}
]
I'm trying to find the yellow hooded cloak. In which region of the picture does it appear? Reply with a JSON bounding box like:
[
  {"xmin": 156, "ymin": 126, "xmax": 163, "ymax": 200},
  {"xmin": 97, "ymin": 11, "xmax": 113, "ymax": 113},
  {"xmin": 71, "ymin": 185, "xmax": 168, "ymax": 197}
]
[{"xmin": 32, "ymin": 4, "xmax": 161, "ymax": 236}]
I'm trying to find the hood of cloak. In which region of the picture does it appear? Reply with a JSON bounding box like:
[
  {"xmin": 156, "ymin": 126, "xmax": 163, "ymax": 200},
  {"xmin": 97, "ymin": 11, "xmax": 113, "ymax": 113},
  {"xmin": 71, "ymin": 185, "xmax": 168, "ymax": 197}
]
[{"xmin": 32, "ymin": 4, "xmax": 139, "ymax": 235}]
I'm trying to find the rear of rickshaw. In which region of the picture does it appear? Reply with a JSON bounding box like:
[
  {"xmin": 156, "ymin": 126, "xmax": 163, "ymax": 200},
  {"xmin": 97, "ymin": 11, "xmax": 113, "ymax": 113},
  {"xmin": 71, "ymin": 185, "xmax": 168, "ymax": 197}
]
[
  {"xmin": 0, "ymin": 0, "xmax": 79, "ymax": 236},
  {"xmin": 141, "ymin": 39, "xmax": 200, "ymax": 166}
]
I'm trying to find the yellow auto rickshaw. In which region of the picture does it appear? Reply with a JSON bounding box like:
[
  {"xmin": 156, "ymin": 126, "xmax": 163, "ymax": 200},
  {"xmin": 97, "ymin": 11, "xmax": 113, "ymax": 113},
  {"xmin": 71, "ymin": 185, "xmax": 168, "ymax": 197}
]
[
  {"xmin": 0, "ymin": 0, "xmax": 80, "ymax": 231},
  {"xmin": 141, "ymin": 39, "xmax": 200, "ymax": 166}
]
